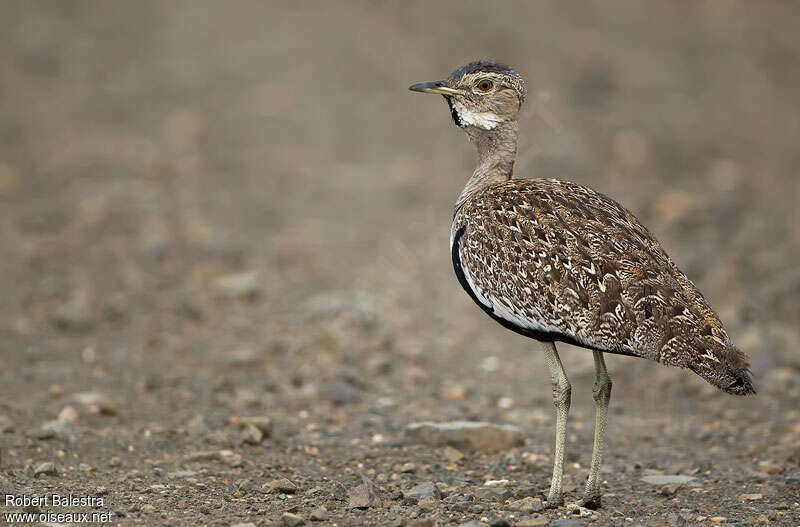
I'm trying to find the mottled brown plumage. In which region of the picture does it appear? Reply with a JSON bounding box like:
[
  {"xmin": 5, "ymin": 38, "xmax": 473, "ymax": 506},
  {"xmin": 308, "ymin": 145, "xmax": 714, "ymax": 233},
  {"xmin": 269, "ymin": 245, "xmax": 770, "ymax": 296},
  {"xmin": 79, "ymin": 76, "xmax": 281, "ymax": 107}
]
[
  {"xmin": 410, "ymin": 60, "xmax": 754, "ymax": 509},
  {"xmin": 453, "ymin": 178, "xmax": 754, "ymax": 395}
]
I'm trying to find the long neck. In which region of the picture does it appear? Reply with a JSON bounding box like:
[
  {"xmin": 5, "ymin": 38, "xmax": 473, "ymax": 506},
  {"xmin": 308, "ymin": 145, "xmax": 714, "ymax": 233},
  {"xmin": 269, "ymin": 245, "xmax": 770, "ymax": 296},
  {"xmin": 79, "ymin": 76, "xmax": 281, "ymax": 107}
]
[{"xmin": 455, "ymin": 120, "xmax": 519, "ymax": 212}]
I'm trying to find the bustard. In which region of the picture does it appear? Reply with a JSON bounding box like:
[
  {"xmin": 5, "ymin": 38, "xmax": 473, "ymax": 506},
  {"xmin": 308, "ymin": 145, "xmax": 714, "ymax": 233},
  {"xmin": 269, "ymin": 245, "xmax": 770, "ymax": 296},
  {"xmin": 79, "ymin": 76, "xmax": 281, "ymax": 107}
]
[{"xmin": 409, "ymin": 61, "xmax": 755, "ymax": 509}]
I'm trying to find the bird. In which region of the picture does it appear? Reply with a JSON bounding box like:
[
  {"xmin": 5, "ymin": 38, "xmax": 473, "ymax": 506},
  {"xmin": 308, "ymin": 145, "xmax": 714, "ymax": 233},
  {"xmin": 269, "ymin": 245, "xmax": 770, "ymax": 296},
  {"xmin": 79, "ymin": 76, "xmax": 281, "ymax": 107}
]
[{"xmin": 409, "ymin": 60, "xmax": 755, "ymax": 509}]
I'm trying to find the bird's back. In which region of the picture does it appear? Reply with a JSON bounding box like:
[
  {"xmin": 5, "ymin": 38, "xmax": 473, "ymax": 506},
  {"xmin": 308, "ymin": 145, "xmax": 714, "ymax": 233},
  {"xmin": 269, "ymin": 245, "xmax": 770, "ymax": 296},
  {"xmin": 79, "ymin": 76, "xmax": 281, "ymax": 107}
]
[{"xmin": 451, "ymin": 178, "xmax": 754, "ymax": 395}]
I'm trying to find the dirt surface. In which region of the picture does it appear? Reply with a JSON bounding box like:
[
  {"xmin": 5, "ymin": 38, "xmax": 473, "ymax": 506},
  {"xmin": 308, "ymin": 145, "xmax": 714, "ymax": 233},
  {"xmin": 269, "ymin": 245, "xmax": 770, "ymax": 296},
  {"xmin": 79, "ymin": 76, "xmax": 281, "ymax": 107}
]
[{"xmin": 2, "ymin": 2, "xmax": 800, "ymax": 526}]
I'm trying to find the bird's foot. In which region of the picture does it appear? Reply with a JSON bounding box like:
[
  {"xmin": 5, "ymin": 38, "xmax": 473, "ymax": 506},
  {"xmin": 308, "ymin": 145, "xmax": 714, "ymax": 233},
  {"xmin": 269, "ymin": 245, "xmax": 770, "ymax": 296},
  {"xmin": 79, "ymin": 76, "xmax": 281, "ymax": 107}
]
[
  {"xmin": 542, "ymin": 494, "xmax": 564, "ymax": 509},
  {"xmin": 575, "ymin": 494, "xmax": 602, "ymax": 510}
]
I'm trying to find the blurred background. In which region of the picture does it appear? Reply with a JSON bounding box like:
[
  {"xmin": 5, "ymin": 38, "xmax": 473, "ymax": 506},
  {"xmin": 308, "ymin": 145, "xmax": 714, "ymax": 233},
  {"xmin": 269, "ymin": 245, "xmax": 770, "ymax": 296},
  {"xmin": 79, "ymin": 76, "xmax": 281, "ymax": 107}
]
[{"xmin": 1, "ymin": 2, "xmax": 799, "ymax": 525}]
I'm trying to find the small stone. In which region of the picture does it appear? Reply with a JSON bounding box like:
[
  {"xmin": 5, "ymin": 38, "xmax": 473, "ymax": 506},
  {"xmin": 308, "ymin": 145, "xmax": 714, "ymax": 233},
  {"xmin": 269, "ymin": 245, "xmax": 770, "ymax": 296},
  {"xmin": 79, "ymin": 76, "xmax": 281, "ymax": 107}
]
[
  {"xmin": 34, "ymin": 462, "xmax": 58, "ymax": 477},
  {"xmin": 786, "ymin": 471, "xmax": 800, "ymax": 484},
  {"xmin": 474, "ymin": 487, "xmax": 512, "ymax": 501},
  {"xmin": 282, "ymin": 512, "xmax": 305, "ymax": 527},
  {"xmin": 36, "ymin": 421, "xmax": 75, "ymax": 441},
  {"xmin": 72, "ymin": 392, "xmax": 116, "ymax": 415},
  {"xmin": 660, "ymin": 482, "xmax": 685, "ymax": 496},
  {"xmin": 551, "ymin": 520, "xmax": 584, "ymax": 527},
  {"xmin": 458, "ymin": 521, "xmax": 484, "ymax": 527},
  {"xmin": 184, "ymin": 449, "xmax": 240, "ymax": 466},
  {"xmin": 640, "ymin": 475, "xmax": 696, "ymax": 485},
  {"xmin": 418, "ymin": 496, "xmax": 438, "ymax": 509},
  {"xmin": 109, "ymin": 456, "xmax": 121, "ymax": 467},
  {"xmin": 489, "ymin": 519, "xmax": 512, "ymax": 527},
  {"xmin": 57, "ymin": 405, "xmax": 78, "ymax": 423},
  {"xmin": 309, "ymin": 507, "xmax": 328, "ymax": 521},
  {"xmin": 443, "ymin": 446, "xmax": 465, "ymax": 462},
  {"xmin": 330, "ymin": 481, "xmax": 347, "ymax": 501},
  {"xmin": 265, "ymin": 478, "xmax": 298, "ymax": 494},
  {"xmin": 709, "ymin": 517, "xmax": 727, "ymax": 523},
  {"xmin": 405, "ymin": 421, "xmax": 524, "ymax": 452},
  {"xmin": 484, "ymin": 479, "xmax": 510, "ymax": 487},
  {"xmin": 52, "ymin": 289, "xmax": 94, "ymax": 330},
  {"xmin": 348, "ymin": 476, "xmax": 383, "ymax": 509},
  {"xmin": 508, "ymin": 496, "xmax": 544, "ymax": 513},
  {"xmin": 241, "ymin": 423, "xmax": 263, "ymax": 444},
  {"xmin": 755, "ymin": 463, "xmax": 782, "ymax": 475},
  {"xmin": 399, "ymin": 462, "xmax": 417, "ymax": 473},
  {"xmin": 141, "ymin": 504, "xmax": 156, "ymax": 513},
  {"xmin": 405, "ymin": 482, "xmax": 442, "ymax": 501},
  {"xmin": 322, "ymin": 380, "xmax": 360, "ymax": 405},
  {"xmin": 517, "ymin": 518, "xmax": 549, "ymax": 527},
  {"xmin": 739, "ymin": 493, "xmax": 762, "ymax": 500},
  {"xmin": 214, "ymin": 271, "xmax": 262, "ymax": 299},
  {"xmin": 232, "ymin": 523, "xmax": 257, "ymax": 527},
  {"xmin": 0, "ymin": 415, "xmax": 14, "ymax": 433}
]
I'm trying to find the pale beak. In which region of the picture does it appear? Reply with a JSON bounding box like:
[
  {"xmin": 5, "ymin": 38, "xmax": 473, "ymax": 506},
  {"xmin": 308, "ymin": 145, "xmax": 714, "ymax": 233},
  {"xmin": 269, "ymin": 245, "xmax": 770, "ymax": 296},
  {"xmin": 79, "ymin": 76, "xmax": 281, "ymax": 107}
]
[{"xmin": 408, "ymin": 80, "xmax": 462, "ymax": 95}]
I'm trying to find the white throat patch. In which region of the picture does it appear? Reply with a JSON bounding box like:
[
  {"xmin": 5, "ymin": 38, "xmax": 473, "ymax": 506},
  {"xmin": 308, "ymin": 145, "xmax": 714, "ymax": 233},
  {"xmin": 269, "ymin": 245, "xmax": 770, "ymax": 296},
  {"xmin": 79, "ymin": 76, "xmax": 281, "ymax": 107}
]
[{"xmin": 452, "ymin": 100, "xmax": 504, "ymax": 130}]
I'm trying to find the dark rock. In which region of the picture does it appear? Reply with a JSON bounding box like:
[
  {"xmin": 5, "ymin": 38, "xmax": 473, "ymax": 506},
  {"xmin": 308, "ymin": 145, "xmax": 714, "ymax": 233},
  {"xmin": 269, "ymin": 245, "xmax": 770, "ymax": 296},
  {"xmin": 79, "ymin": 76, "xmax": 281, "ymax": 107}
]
[
  {"xmin": 489, "ymin": 519, "xmax": 512, "ymax": 527},
  {"xmin": 786, "ymin": 471, "xmax": 800, "ymax": 484}
]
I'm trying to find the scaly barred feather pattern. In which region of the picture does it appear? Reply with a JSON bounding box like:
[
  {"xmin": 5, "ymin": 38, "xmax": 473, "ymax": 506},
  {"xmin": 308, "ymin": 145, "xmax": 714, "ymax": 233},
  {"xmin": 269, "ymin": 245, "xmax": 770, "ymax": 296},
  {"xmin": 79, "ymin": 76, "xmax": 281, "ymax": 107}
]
[{"xmin": 451, "ymin": 178, "xmax": 755, "ymax": 395}]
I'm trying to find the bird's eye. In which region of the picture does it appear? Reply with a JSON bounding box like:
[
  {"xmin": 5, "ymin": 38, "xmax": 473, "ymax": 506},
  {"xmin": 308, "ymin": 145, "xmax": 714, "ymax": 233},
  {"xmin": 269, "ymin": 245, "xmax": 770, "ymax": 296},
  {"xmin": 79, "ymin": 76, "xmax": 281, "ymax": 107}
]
[{"xmin": 475, "ymin": 79, "xmax": 494, "ymax": 92}]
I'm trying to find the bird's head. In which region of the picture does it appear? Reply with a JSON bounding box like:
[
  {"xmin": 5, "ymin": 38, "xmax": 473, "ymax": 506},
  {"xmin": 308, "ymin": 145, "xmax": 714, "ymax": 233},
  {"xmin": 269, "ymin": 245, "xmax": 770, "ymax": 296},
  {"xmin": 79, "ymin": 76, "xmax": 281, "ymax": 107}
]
[{"xmin": 409, "ymin": 60, "xmax": 526, "ymax": 131}]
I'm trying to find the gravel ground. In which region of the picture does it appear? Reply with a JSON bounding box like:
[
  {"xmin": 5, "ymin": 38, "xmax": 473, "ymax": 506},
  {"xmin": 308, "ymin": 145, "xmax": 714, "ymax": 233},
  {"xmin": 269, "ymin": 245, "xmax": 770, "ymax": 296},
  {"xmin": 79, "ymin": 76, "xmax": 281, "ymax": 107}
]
[{"xmin": 1, "ymin": 2, "xmax": 800, "ymax": 526}]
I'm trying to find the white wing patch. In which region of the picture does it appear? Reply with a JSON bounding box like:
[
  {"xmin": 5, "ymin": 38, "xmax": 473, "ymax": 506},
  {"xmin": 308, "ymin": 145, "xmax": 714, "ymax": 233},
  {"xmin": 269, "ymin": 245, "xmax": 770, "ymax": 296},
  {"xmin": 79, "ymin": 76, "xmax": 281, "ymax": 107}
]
[{"xmin": 452, "ymin": 100, "xmax": 504, "ymax": 130}]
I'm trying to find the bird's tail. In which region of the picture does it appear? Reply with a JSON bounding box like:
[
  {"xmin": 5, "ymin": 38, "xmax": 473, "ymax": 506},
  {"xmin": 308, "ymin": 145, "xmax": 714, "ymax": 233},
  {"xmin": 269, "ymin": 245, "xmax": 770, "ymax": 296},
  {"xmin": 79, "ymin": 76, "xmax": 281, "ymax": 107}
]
[{"xmin": 688, "ymin": 344, "xmax": 756, "ymax": 396}]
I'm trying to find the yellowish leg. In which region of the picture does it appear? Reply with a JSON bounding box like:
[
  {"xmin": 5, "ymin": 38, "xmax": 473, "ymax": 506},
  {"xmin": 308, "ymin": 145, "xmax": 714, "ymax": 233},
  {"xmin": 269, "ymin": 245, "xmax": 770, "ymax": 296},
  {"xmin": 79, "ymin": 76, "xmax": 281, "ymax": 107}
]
[
  {"xmin": 541, "ymin": 341, "xmax": 571, "ymax": 508},
  {"xmin": 579, "ymin": 350, "xmax": 612, "ymax": 509}
]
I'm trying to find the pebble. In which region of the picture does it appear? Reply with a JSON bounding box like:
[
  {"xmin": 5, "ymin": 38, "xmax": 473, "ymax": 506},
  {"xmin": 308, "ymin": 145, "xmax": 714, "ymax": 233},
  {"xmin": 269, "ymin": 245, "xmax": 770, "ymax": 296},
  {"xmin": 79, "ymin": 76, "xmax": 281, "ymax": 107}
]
[
  {"xmin": 660, "ymin": 482, "xmax": 685, "ymax": 496},
  {"xmin": 72, "ymin": 392, "xmax": 116, "ymax": 415},
  {"xmin": 34, "ymin": 462, "xmax": 58, "ymax": 477},
  {"xmin": 348, "ymin": 477, "xmax": 383, "ymax": 509},
  {"xmin": 0, "ymin": 415, "xmax": 14, "ymax": 433},
  {"xmin": 507, "ymin": 496, "xmax": 544, "ymax": 513},
  {"xmin": 640, "ymin": 475, "xmax": 696, "ymax": 485},
  {"xmin": 322, "ymin": 380, "xmax": 360, "ymax": 405},
  {"xmin": 786, "ymin": 471, "xmax": 800, "ymax": 484},
  {"xmin": 418, "ymin": 496, "xmax": 438, "ymax": 509},
  {"xmin": 516, "ymin": 518, "xmax": 549, "ymax": 527},
  {"xmin": 309, "ymin": 507, "xmax": 328, "ymax": 521},
  {"xmin": 281, "ymin": 512, "xmax": 305, "ymax": 527},
  {"xmin": 755, "ymin": 463, "xmax": 782, "ymax": 475},
  {"xmin": 36, "ymin": 421, "xmax": 76, "ymax": 442},
  {"xmin": 551, "ymin": 520, "xmax": 584, "ymax": 527},
  {"xmin": 57, "ymin": 405, "xmax": 78, "ymax": 423},
  {"xmin": 214, "ymin": 271, "xmax": 262, "ymax": 299},
  {"xmin": 398, "ymin": 462, "xmax": 417, "ymax": 473},
  {"xmin": 265, "ymin": 478, "xmax": 298, "ymax": 494},
  {"xmin": 52, "ymin": 289, "xmax": 94, "ymax": 330},
  {"xmin": 405, "ymin": 482, "xmax": 441, "ymax": 501},
  {"xmin": 738, "ymin": 493, "xmax": 762, "ymax": 500},
  {"xmin": 443, "ymin": 445, "xmax": 465, "ymax": 462},
  {"xmin": 405, "ymin": 421, "xmax": 524, "ymax": 452},
  {"xmin": 232, "ymin": 523, "xmax": 257, "ymax": 527},
  {"xmin": 457, "ymin": 521, "xmax": 484, "ymax": 527},
  {"xmin": 489, "ymin": 519, "xmax": 512, "ymax": 527},
  {"xmin": 709, "ymin": 517, "xmax": 727, "ymax": 523}
]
